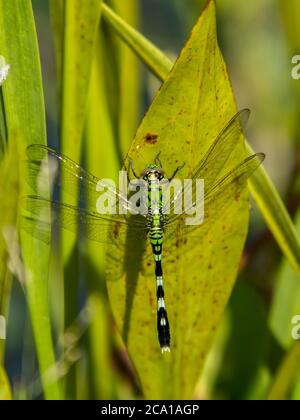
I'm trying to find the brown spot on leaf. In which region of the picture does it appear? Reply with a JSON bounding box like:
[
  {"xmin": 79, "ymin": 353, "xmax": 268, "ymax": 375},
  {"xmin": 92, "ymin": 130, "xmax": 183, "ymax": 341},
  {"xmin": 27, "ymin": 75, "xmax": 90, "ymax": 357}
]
[{"xmin": 144, "ymin": 133, "xmax": 159, "ymax": 144}]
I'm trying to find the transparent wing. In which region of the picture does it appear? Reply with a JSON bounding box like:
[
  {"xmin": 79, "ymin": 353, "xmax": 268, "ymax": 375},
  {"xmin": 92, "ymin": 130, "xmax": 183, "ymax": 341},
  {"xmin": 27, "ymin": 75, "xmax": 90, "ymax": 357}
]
[
  {"xmin": 163, "ymin": 109, "xmax": 250, "ymax": 215},
  {"xmin": 190, "ymin": 109, "xmax": 250, "ymax": 187},
  {"xmin": 142, "ymin": 154, "xmax": 263, "ymax": 260},
  {"xmin": 203, "ymin": 153, "xmax": 264, "ymax": 204},
  {"xmin": 21, "ymin": 196, "xmax": 148, "ymax": 245},
  {"xmin": 165, "ymin": 152, "xmax": 265, "ymax": 228},
  {"xmin": 26, "ymin": 144, "xmax": 141, "ymax": 217}
]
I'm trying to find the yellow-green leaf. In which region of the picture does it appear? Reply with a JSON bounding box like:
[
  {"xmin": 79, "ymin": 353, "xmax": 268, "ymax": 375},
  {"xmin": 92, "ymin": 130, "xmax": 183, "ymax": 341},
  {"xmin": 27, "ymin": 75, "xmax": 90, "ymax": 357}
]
[
  {"xmin": 102, "ymin": 1, "xmax": 300, "ymax": 279},
  {"xmin": 106, "ymin": 0, "xmax": 251, "ymax": 399}
]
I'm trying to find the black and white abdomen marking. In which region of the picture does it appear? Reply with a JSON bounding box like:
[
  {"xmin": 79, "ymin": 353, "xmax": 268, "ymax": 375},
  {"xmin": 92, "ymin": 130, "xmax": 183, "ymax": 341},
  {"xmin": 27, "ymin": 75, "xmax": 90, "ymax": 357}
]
[
  {"xmin": 149, "ymin": 227, "xmax": 170, "ymax": 352},
  {"xmin": 145, "ymin": 172, "xmax": 170, "ymax": 352}
]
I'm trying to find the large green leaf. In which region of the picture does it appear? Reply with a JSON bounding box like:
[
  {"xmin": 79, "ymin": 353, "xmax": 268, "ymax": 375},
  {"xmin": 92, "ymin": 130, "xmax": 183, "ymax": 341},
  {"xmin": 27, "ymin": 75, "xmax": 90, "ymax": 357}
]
[
  {"xmin": 106, "ymin": 0, "xmax": 251, "ymax": 399},
  {"xmin": 102, "ymin": 1, "xmax": 300, "ymax": 279},
  {"xmin": 0, "ymin": 0, "xmax": 60, "ymax": 400}
]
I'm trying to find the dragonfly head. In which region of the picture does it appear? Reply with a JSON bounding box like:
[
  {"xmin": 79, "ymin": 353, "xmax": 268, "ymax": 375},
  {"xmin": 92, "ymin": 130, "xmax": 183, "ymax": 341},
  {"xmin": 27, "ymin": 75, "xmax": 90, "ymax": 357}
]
[{"xmin": 141, "ymin": 164, "xmax": 165, "ymax": 181}]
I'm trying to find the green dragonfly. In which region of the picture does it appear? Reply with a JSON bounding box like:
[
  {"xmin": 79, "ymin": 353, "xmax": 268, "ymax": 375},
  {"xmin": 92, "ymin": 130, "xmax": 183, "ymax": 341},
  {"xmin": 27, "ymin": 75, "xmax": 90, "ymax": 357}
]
[{"xmin": 22, "ymin": 109, "xmax": 265, "ymax": 353}]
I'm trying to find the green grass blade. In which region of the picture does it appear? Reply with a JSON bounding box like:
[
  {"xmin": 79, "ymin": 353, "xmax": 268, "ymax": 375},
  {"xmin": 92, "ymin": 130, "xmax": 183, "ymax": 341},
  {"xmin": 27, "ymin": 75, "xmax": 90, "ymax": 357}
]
[
  {"xmin": 280, "ymin": 0, "xmax": 300, "ymax": 53},
  {"xmin": 0, "ymin": 81, "xmax": 7, "ymax": 156},
  {"xmin": 102, "ymin": 1, "xmax": 300, "ymax": 278},
  {"xmin": 109, "ymin": 0, "xmax": 140, "ymax": 155},
  {"xmin": 48, "ymin": 0, "xmax": 64, "ymax": 100},
  {"xmin": 49, "ymin": 0, "xmax": 103, "ymax": 399},
  {"xmin": 60, "ymin": 0, "xmax": 103, "ymax": 159},
  {"xmin": 0, "ymin": 365, "xmax": 12, "ymax": 400},
  {"xmin": 247, "ymin": 143, "xmax": 300, "ymax": 277},
  {"xmin": 87, "ymin": 294, "xmax": 115, "ymax": 399},
  {"xmin": 267, "ymin": 342, "xmax": 300, "ymax": 400},
  {"xmin": 107, "ymin": 0, "xmax": 251, "ymax": 398},
  {"xmin": 214, "ymin": 282, "xmax": 270, "ymax": 400},
  {"xmin": 269, "ymin": 212, "xmax": 300, "ymax": 348},
  {"xmin": 84, "ymin": 25, "xmax": 119, "ymax": 399},
  {"xmin": 0, "ymin": 139, "xmax": 20, "ymax": 362},
  {"xmin": 0, "ymin": 0, "xmax": 60, "ymax": 399},
  {"xmin": 49, "ymin": 0, "xmax": 104, "ymax": 262},
  {"xmin": 84, "ymin": 3, "xmax": 140, "ymax": 398},
  {"xmin": 86, "ymin": 29, "xmax": 120, "ymax": 182},
  {"xmin": 292, "ymin": 375, "xmax": 300, "ymax": 400},
  {"xmin": 101, "ymin": 2, "xmax": 172, "ymax": 81}
]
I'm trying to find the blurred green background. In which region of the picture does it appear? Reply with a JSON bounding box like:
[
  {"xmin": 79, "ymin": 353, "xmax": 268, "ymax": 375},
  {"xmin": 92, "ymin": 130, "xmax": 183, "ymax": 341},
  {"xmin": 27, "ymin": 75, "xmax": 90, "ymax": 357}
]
[{"xmin": 2, "ymin": 0, "xmax": 300, "ymax": 400}]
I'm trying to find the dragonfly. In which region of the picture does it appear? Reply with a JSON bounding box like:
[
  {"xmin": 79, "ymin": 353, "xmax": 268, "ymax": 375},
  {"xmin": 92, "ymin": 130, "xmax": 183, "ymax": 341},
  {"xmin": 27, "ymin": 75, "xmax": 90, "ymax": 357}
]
[{"xmin": 22, "ymin": 109, "xmax": 265, "ymax": 353}]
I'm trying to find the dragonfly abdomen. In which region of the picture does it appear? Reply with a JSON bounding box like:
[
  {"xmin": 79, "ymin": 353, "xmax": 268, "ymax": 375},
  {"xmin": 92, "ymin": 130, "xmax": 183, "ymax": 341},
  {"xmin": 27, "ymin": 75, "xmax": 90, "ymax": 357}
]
[{"xmin": 149, "ymin": 226, "xmax": 170, "ymax": 353}]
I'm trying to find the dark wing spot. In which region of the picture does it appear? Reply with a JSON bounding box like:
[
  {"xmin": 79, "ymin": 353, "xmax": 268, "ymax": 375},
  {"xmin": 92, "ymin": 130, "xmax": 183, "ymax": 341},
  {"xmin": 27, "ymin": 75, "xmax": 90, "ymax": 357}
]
[{"xmin": 144, "ymin": 133, "xmax": 159, "ymax": 144}]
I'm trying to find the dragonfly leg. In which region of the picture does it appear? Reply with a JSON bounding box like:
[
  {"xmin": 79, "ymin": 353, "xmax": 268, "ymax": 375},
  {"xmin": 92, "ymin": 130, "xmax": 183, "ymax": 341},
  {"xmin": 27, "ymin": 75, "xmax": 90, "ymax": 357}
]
[
  {"xmin": 154, "ymin": 152, "xmax": 163, "ymax": 168},
  {"xmin": 124, "ymin": 162, "xmax": 131, "ymax": 183},
  {"xmin": 128, "ymin": 157, "xmax": 139, "ymax": 179},
  {"xmin": 168, "ymin": 162, "xmax": 185, "ymax": 181}
]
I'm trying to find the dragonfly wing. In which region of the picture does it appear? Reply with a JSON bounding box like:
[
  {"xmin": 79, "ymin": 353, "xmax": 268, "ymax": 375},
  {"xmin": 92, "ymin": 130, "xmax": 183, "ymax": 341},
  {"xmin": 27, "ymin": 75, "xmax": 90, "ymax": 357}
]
[
  {"xmin": 21, "ymin": 196, "xmax": 148, "ymax": 245},
  {"xmin": 190, "ymin": 109, "xmax": 250, "ymax": 186},
  {"xmin": 163, "ymin": 109, "xmax": 250, "ymax": 216},
  {"xmin": 165, "ymin": 153, "xmax": 265, "ymax": 228},
  {"xmin": 22, "ymin": 215, "xmax": 54, "ymax": 245},
  {"xmin": 204, "ymin": 153, "xmax": 265, "ymax": 204},
  {"xmin": 26, "ymin": 144, "xmax": 138, "ymax": 217}
]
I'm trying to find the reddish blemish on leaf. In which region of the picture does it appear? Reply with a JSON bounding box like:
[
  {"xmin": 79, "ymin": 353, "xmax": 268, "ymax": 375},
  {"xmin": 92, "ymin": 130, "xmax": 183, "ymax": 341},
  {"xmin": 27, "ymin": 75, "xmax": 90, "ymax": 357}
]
[{"xmin": 144, "ymin": 133, "xmax": 159, "ymax": 144}]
